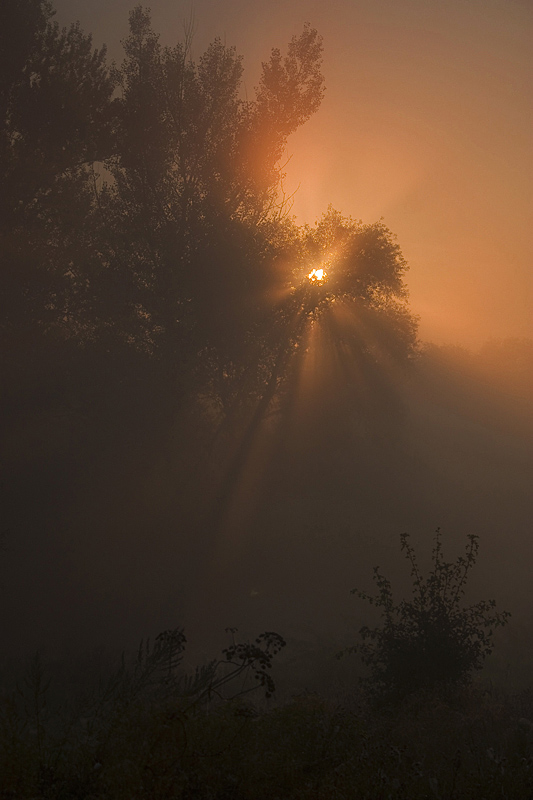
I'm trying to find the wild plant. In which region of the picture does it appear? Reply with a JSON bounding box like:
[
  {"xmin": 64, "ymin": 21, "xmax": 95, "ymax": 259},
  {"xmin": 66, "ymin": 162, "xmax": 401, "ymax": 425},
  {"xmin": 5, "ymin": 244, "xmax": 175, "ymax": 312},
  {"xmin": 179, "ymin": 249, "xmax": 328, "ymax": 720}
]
[
  {"xmin": 339, "ymin": 529, "xmax": 510, "ymax": 704},
  {"xmin": 98, "ymin": 627, "xmax": 286, "ymax": 710},
  {"xmin": 0, "ymin": 626, "xmax": 286, "ymax": 797}
]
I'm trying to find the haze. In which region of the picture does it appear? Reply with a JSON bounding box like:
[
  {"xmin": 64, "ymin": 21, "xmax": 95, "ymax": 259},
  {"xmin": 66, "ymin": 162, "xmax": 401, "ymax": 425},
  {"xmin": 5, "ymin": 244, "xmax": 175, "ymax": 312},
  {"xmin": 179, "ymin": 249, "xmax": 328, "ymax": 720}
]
[
  {"xmin": 1, "ymin": 0, "xmax": 532, "ymax": 700},
  {"xmin": 54, "ymin": 0, "xmax": 533, "ymax": 347},
  {"xmin": 2, "ymin": 3, "xmax": 533, "ymax": 792}
]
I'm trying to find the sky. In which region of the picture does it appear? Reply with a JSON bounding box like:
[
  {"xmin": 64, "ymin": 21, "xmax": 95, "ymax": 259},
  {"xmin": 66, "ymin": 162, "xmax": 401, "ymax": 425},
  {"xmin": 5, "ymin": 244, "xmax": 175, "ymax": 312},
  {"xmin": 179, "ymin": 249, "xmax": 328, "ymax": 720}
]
[{"xmin": 55, "ymin": 0, "xmax": 532, "ymax": 347}]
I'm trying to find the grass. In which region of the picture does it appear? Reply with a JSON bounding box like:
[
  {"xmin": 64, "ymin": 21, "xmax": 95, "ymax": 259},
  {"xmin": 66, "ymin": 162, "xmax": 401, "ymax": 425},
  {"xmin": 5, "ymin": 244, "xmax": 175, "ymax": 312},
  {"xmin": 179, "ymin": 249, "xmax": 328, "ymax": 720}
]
[{"xmin": 1, "ymin": 645, "xmax": 533, "ymax": 799}]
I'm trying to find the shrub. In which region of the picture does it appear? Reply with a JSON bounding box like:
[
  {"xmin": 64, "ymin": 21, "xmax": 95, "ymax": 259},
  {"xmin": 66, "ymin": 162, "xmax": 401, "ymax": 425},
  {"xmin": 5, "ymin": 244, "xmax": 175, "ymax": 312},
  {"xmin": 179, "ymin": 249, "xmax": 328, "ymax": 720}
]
[{"xmin": 340, "ymin": 529, "xmax": 510, "ymax": 703}]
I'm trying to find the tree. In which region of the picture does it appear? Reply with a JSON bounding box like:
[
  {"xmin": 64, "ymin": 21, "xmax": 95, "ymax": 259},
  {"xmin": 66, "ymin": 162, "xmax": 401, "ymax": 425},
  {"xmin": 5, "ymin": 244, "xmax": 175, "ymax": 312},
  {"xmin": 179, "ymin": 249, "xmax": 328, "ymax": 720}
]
[
  {"xmin": 0, "ymin": 0, "xmax": 116, "ymax": 351},
  {"xmin": 302, "ymin": 207, "xmax": 418, "ymax": 363},
  {"xmin": 0, "ymin": 3, "xmax": 422, "ymax": 540},
  {"xmin": 340, "ymin": 529, "xmax": 510, "ymax": 704},
  {"xmin": 96, "ymin": 7, "xmax": 325, "ymax": 408}
]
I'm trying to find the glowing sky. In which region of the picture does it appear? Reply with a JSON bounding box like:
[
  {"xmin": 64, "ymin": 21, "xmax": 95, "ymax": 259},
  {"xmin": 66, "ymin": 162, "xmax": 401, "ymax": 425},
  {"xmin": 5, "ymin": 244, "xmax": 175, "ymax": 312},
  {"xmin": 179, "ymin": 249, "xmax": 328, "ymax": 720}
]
[{"xmin": 56, "ymin": 0, "xmax": 532, "ymax": 346}]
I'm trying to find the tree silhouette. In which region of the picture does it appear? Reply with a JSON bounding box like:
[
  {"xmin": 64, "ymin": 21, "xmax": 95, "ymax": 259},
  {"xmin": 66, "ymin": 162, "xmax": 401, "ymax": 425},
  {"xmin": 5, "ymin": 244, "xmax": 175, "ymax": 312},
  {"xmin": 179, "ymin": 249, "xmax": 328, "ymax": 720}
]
[
  {"xmin": 1, "ymin": 2, "xmax": 421, "ymax": 549},
  {"xmin": 101, "ymin": 8, "xmax": 325, "ymax": 379},
  {"xmin": 0, "ymin": 0, "xmax": 115, "ymax": 351}
]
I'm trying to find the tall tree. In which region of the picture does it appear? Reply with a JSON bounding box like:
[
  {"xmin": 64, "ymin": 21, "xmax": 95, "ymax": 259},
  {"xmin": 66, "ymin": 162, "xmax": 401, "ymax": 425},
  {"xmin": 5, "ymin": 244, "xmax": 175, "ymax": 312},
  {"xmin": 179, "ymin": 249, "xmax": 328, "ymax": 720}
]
[
  {"xmin": 0, "ymin": 0, "xmax": 115, "ymax": 351},
  {"xmin": 101, "ymin": 7, "xmax": 325, "ymax": 396}
]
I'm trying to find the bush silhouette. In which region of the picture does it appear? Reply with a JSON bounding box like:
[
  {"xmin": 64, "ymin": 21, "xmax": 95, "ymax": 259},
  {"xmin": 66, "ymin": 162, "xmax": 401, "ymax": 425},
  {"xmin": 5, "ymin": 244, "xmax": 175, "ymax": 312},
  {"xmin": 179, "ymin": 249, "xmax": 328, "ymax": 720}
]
[{"xmin": 341, "ymin": 529, "xmax": 510, "ymax": 703}]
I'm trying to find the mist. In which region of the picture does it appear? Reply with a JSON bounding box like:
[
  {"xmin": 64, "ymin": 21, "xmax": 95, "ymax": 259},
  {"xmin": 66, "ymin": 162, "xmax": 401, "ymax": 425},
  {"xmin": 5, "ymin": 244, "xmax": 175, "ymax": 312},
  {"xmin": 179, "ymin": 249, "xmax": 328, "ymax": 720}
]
[
  {"xmin": 52, "ymin": 0, "xmax": 532, "ymax": 349},
  {"xmin": 2, "ymin": 0, "xmax": 531, "ymax": 675},
  {"xmin": 1, "ymin": 1, "xmax": 532, "ymax": 796},
  {"xmin": 3, "ymin": 331, "xmax": 531, "ymax": 675}
]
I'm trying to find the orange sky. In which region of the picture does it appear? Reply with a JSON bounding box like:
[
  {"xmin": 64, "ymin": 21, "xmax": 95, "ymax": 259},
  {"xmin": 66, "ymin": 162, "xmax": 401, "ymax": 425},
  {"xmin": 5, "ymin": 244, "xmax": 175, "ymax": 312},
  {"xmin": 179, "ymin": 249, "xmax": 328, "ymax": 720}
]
[{"xmin": 57, "ymin": 0, "xmax": 533, "ymax": 347}]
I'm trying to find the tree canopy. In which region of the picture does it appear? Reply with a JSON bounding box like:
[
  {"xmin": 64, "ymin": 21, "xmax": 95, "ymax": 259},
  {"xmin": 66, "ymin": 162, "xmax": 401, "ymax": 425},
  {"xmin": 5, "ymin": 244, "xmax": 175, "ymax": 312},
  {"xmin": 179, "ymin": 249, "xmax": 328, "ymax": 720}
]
[{"xmin": 1, "ymin": 0, "xmax": 418, "ymax": 470}]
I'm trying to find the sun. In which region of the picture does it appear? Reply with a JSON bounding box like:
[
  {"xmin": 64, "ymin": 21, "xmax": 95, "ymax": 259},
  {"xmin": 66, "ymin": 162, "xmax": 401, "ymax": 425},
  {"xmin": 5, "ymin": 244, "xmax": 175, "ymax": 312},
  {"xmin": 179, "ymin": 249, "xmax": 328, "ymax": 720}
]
[{"xmin": 308, "ymin": 268, "xmax": 326, "ymax": 284}]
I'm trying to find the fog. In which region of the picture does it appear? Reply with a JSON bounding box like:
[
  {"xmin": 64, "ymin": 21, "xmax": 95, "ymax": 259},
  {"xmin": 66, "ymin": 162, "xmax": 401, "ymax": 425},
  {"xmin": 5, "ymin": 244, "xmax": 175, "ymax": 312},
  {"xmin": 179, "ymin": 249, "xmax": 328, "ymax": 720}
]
[
  {"xmin": 1, "ymin": 0, "xmax": 532, "ymax": 703},
  {"xmin": 53, "ymin": 0, "xmax": 533, "ymax": 347},
  {"xmin": 3, "ymin": 334, "xmax": 531, "ymax": 691}
]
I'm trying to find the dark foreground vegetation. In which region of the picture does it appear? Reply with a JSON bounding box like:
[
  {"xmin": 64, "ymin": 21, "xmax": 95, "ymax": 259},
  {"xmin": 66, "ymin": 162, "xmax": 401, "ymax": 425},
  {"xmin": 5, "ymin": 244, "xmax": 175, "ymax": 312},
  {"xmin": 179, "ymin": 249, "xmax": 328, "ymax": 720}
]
[
  {"xmin": 2, "ymin": 534, "xmax": 531, "ymax": 799},
  {"xmin": 3, "ymin": 665, "xmax": 533, "ymax": 799}
]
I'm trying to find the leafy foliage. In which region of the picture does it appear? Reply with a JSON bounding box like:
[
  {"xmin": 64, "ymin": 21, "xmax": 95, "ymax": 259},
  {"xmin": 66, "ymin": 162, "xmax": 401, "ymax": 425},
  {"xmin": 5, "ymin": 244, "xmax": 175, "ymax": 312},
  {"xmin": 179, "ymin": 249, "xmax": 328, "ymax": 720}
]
[
  {"xmin": 302, "ymin": 207, "xmax": 419, "ymax": 361},
  {"xmin": 0, "ymin": 0, "xmax": 115, "ymax": 346},
  {"xmin": 341, "ymin": 530, "xmax": 510, "ymax": 703},
  {"xmin": 103, "ymin": 8, "xmax": 324, "ymax": 363},
  {"xmin": 222, "ymin": 629, "xmax": 287, "ymax": 699},
  {"xmin": 94, "ymin": 627, "xmax": 286, "ymax": 713},
  {"xmin": 1, "ymin": 1, "xmax": 420, "ymax": 469}
]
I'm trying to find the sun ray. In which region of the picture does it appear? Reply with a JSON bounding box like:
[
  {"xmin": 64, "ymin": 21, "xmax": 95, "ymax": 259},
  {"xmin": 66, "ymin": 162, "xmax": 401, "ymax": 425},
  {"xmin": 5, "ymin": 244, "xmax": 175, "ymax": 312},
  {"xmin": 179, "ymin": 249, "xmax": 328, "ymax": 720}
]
[{"xmin": 197, "ymin": 300, "xmax": 309, "ymax": 579}]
